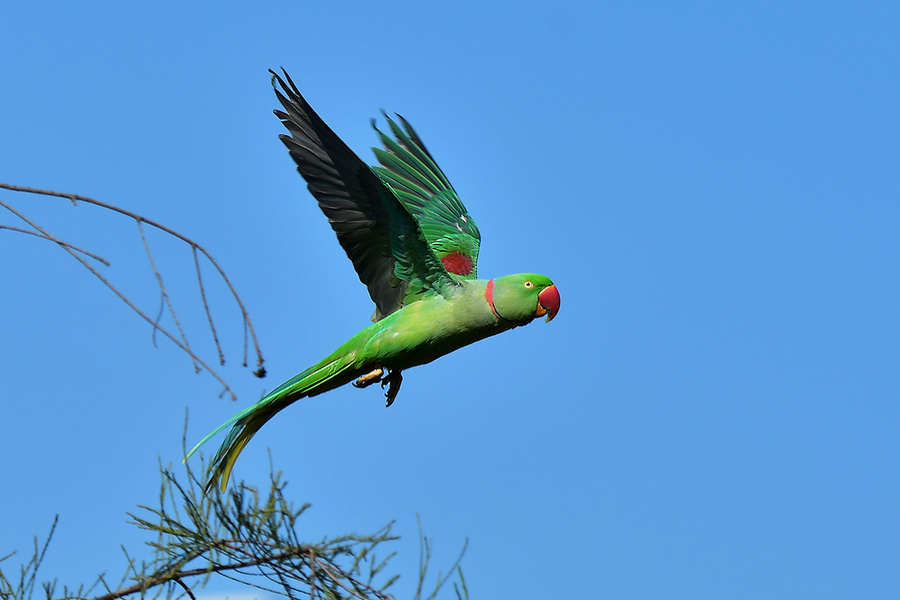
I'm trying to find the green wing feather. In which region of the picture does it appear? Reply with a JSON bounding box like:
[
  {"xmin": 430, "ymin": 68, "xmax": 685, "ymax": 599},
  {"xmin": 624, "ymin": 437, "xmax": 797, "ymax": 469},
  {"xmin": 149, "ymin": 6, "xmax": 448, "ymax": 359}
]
[
  {"xmin": 371, "ymin": 115, "xmax": 481, "ymax": 279},
  {"xmin": 272, "ymin": 70, "xmax": 458, "ymax": 318}
]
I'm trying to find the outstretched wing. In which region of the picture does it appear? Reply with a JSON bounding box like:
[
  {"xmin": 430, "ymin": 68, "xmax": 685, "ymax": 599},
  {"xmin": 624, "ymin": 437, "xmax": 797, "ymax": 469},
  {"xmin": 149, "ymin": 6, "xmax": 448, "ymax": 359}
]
[
  {"xmin": 371, "ymin": 116, "xmax": 481, "ymax": 279},
  {"xmin": 272, "ymin": 70, "xmax": 456, "ymax": 319}
]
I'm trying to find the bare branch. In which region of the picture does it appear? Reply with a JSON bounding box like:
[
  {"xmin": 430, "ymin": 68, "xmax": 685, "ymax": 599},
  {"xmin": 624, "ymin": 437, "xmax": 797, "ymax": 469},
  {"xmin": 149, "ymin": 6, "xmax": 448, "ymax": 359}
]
[
  {"xmin": 0, "ymin": 197, "xmax": 238, "ymax": 399},
  {"xmin": 0, "ymin": 182, "xmax": 265, "ymax": 377}
]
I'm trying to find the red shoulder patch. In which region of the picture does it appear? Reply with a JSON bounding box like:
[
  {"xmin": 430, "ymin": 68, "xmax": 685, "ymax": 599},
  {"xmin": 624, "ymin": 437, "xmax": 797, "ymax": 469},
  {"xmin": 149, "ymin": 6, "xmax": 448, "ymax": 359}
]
[{"xmin": 441, "ymin": 251, "xmax": 474, "ymax": 276}]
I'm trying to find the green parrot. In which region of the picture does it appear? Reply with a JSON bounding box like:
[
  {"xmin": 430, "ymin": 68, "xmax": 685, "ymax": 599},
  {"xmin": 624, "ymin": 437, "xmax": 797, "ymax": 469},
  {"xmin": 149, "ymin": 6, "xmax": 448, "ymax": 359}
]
[{"xmin": 187, "ymin": 69, "xmax": 560, "ymax": 492}]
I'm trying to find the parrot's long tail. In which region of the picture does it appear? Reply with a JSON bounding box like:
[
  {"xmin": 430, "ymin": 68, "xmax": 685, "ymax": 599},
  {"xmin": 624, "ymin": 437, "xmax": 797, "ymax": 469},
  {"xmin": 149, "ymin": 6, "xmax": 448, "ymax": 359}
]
[{"xmin": 185, "ymin": 352, "xmax": 358, "ymax": 493}]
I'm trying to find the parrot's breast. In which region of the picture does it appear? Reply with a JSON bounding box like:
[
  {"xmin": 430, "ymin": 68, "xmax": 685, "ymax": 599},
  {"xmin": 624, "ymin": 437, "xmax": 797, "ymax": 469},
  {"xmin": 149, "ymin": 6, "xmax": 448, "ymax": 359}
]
[{"xmin": 358, "ymin": 280, "xmax": 517, "ymax": 371}]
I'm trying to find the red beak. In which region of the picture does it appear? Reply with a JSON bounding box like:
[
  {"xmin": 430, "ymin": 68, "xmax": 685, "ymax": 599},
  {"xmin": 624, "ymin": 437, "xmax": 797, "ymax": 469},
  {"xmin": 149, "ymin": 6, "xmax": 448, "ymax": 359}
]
[{"xmin": 536, "ymin": 284, "xmax": 560, "ymax": 322}]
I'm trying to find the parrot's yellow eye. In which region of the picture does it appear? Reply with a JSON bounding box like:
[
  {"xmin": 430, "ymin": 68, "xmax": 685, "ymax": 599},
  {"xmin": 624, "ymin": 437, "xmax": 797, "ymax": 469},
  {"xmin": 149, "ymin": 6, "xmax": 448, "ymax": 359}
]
[{"xmin": 523, "ymin": 281, "xmax": 533, "ymax": 288}]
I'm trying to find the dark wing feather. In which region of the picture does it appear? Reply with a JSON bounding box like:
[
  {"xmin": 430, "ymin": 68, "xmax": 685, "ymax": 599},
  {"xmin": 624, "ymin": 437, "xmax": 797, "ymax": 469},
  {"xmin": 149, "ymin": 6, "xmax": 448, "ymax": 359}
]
[
  {"xmin": 371, "ymin": 115, "xmax": 481, "ymax": 279},
  {"xmin": 271, "ymin": 70, "xmax": 456, "ymax": 319}
]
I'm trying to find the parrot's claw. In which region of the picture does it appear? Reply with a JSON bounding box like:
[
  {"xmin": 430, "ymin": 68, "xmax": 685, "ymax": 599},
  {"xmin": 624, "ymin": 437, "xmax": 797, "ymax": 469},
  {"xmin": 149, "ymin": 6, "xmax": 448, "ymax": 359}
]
[
  {"xmin": 353, "ymin": 368, "xmax": 384, "ymax": 388},
  {"xmin": 382, "ymin": 369, "xmax": 403, "ymax": 407},
  {"xmin": 353, "ymin": 367, "xmax": 401, "ymax": 406}
]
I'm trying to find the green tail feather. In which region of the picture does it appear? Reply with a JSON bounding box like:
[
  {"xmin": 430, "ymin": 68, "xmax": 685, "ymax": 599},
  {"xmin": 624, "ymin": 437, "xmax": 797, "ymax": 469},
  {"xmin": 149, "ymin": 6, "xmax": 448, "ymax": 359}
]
[{"xmin": 185, "ymin": 353, "xmax": 357, "ymax": 493}]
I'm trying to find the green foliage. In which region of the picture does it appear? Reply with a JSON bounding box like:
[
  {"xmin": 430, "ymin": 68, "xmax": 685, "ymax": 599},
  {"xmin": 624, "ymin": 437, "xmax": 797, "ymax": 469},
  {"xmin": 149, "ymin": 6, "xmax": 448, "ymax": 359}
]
[{"xmin": 0, "ymin": 452, "xmax": 467, "ymax": 600}]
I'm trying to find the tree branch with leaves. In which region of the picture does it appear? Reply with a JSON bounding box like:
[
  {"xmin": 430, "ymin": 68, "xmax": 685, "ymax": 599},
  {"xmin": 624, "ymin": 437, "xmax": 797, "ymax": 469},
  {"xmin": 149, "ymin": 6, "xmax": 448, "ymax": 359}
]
[{"xmin": 0, "ymin": 444, "xmax": 468, "ymax": 600}]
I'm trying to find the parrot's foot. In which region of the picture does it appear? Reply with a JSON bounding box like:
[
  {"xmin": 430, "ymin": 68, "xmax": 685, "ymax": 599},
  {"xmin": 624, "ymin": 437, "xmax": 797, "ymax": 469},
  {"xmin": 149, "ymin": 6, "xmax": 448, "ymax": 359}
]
[
  {"xmin": 382, "ymin": 369, "xmax": 403, "ymax": 408},
  {"xmin": 353, "ymin": 368, "xmax": 384, "ymax": 388},
  {"xmin": 353, "ymin": 367, "xmax": 402, "ymax": 406}
]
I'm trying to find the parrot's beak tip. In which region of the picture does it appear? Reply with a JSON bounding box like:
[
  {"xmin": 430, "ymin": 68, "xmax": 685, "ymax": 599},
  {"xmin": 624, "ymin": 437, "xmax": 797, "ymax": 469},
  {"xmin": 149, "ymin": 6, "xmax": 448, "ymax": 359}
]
[{"xmin": 537, "ymin": 284, "xmax": 560, "ymax": 322}]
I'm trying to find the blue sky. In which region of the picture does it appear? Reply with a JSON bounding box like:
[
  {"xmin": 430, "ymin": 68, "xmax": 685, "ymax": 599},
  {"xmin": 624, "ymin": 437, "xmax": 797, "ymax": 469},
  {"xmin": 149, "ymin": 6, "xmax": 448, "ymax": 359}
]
[{"xmin": 2, "ymin": 1, "xmax": 898, "ymax": 598}]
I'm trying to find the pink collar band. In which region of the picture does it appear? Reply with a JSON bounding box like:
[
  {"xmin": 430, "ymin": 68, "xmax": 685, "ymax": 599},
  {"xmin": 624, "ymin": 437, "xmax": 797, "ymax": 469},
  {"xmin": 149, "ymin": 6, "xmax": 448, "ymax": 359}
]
[{"xmin": 485, "ymin": 279, "xmax": 502, "ymax": 319}]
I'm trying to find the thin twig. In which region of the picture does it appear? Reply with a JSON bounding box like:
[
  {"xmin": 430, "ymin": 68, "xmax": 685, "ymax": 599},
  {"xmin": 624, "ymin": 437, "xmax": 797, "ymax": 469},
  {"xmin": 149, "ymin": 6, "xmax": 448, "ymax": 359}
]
[
  {"xmin": 23, "ymin": 516, "xmax": 58, "ymax": 600},
  {"xmin": 0, "ymin": 224, "xmax": 110, "ymax": 265},
  {"xmin": 308, "ymin": 547, "xmax": 316, "ymax": 600},
  {"xmin": 138, "ymin": 219, "xmax": 199, "ymax": 373},
  {"xmin": 171, "ymin": 577, "xmax": 196, "ymax": 600},
  {"xmin": 312, "ymin": 558, "xmax": 387, "ymax": 600},
  {"xmin": 0, "ymin": 182, "xmax": 265, "ymax": 375},
  {"xmin": 193, "ymin": 245, "xmax": 225, "ymax": 366}
]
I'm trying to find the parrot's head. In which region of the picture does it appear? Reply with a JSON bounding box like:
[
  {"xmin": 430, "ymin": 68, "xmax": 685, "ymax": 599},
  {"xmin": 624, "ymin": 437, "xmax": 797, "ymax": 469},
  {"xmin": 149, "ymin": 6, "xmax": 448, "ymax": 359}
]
[{"xmin": 488, "ymin": 273, "xmax": 560, "ymax": 323}]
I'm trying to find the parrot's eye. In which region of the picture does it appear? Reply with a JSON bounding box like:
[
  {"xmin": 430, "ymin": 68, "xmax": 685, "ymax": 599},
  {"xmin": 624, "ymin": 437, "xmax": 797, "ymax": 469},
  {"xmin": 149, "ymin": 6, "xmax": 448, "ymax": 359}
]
[{"xmin": 523, "ymin": 281, "xmax": 533, "ymax": 289}]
